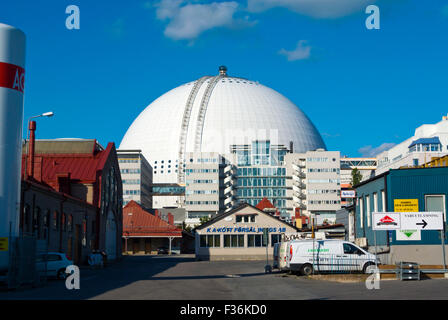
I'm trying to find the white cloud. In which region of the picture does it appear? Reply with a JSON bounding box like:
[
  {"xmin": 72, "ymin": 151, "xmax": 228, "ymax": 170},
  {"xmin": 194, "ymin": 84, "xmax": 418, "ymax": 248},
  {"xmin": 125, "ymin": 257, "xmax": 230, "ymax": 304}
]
[
  {"xmin": 279, "ymin": 40, "xmax": 311, "ymax": 61},
  {"xmin": 358, "ymin": 142, "xmax": 396, "ymax": 157},
  {"xmin": 247, "ymin": 0, "xmax": 377, "ymax": 19},
  {"xmin": 154, "ymin": 0, "xmax": 183, "ymax": 20},
  {"xmin": 154, "ymin": 0, "xmax": 244, "ymax": 40}
]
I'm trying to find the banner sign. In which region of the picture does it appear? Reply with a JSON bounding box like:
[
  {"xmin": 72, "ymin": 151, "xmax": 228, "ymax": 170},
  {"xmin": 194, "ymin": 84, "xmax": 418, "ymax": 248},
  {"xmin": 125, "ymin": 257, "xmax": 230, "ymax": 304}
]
[{"xmin": 0, "ymin": 62, "xmax": 25, "ymax": 93}]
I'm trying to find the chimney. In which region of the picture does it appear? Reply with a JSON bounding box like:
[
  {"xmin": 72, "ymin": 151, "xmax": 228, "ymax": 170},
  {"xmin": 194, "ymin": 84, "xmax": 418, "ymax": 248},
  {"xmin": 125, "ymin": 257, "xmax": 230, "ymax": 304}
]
[
  {"xmin": 168, "ymin": 213, "xmax": 174, "ymax": 225},
  {"xmin": 289, "ymin": 141, "xmax": 294, "ymax": 153},
  {"xmin": 27, "ymin": 121, "xmax": 36, "ymax": 179}
]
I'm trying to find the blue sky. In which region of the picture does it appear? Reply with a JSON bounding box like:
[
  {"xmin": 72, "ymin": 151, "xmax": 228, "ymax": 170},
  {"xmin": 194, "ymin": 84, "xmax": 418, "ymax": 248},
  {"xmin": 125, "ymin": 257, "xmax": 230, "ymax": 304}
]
[{"xmin": 1, "ymin": 0, "xmax": 447, "ymax": 157}]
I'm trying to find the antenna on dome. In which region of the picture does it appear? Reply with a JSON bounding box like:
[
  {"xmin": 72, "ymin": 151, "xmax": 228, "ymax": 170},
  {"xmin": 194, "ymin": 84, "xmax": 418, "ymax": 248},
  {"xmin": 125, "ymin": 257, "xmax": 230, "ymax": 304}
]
[{"xmin": 219, "ymin": 65, "xmax": 227, "ymax": 76}]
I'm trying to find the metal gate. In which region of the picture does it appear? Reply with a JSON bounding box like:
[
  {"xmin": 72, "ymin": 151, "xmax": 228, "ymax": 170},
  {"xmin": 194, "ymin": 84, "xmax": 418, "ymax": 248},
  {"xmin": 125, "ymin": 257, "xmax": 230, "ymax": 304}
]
[{"xmin": 7, "ymin": 234, "xmax": 48, "ymax": 289}]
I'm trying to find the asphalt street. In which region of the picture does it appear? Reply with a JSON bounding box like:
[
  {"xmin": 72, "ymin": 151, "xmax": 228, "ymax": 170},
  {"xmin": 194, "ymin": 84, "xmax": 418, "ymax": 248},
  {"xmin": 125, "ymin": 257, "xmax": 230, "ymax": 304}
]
[{"xmin": 1, "ymin": 255, "xmax": 448, "ymax": 300}]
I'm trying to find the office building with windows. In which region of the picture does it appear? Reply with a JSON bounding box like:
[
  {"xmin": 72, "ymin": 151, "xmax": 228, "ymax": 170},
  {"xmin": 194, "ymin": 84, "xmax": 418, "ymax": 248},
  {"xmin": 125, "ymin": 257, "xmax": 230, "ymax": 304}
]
[
  {"xmin": 285, "ymin": 149, "xmax": 341, "ymax": 223},
  {"xmin": 231, "ymin": 140, "xmax": 290, "ymax": 219},
  {"xmin": 184, "ymin": 152, "xmax": 235, "ymax": 220},
  {"xmin": 117, "ymin": 149, "xmax": 153, "ymax": 209}
]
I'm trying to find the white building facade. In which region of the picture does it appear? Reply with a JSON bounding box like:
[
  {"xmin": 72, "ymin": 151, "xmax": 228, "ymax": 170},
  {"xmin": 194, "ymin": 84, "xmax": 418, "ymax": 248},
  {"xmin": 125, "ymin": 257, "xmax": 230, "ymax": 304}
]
[
  {"xmin": 375, "ymin": 115, "xmax": 448, "ymax": 175},
  {"xmin": 285, "ymin": 149, "xmax": 341, "ymax": 223},
  {"xmin": 117, "ymin": 149, "xmax": 153, "ymax": 209},
  {"xmin": 184, "ymin": 152, "xmax": 235, "ymax": 219}
]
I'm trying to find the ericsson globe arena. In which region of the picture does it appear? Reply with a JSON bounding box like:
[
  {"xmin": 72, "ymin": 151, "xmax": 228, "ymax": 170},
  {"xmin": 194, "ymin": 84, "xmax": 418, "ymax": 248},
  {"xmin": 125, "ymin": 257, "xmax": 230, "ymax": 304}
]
[{"xmin": 120, "ymin": 66, "xmax": 326, "ymax": 184}]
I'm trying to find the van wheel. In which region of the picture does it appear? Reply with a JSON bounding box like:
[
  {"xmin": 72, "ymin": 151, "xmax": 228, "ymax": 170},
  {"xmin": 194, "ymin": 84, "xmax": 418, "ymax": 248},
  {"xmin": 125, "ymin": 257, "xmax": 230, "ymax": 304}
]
[
  {"xmin": 363, "ymin": 262, "xmax": 376, "ymax": 274},
  {"xmin": 300, "ymin": 264, "xmax": 313, "ymax": 276}
]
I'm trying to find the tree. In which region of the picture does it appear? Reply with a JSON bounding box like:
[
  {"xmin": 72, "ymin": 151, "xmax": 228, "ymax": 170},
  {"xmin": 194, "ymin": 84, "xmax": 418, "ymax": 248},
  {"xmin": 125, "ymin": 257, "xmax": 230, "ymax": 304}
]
[
  {"xmin": 351, "ymin": 168, "xmax": 363, "ymax": 186},
  {"xmin": 199, "ymin": 216, "xmax": 211, "ymax": 225},
  {"xmin": 182, "ymin": 221, "xmax": 192, "ymax": 233}
]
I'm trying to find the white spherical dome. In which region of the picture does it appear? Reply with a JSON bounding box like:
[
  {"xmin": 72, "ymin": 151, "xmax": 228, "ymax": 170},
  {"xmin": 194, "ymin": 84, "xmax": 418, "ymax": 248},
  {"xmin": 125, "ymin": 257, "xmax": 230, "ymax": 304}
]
[{"xmin": 120, "ymin": 69, "xmax": 326, "ymax": 183}]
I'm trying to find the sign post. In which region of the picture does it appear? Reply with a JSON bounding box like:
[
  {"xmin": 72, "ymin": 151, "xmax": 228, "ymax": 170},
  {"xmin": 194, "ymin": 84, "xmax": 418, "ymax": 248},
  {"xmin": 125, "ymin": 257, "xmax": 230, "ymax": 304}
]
[
  {"xmin": 263, "ymin": 228, "xmax": 271, "ymax": 273},
  {"xmin": 373, "ymin": 211, "xmax": 445, "ymax": 269}
]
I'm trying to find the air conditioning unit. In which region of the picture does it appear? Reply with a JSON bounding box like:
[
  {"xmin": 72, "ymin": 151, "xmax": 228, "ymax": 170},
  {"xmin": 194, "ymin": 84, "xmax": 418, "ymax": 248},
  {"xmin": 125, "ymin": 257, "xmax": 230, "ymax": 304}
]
[{"xmin": 355, "ymin": 237, "xmax": 367, "ymax": 248}]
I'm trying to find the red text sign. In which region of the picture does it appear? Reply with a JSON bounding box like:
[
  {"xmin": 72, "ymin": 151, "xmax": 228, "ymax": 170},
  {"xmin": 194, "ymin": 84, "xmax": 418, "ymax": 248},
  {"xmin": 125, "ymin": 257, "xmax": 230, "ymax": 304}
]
[{"xmin": 0, "ymin": 62, "xmax": 25, "ymax": 93}]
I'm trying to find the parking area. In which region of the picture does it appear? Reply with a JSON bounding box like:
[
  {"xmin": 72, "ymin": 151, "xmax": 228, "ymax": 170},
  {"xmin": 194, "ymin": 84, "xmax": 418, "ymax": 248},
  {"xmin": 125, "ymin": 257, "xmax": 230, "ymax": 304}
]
[{"xmin": 1, "ymin": 255, "xmax": 448, "ymax": 300}]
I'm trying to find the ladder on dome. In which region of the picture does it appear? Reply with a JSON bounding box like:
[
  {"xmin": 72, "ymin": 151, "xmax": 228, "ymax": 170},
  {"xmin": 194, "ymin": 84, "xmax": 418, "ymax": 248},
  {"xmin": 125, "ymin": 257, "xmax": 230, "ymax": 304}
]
[
  {"xmin": 194, "ymin": 74, "xmax": 225, "ymax": 152},
  {"xmin": 177, "ymin": 76, "xmax": 211, "ymax": 184}
]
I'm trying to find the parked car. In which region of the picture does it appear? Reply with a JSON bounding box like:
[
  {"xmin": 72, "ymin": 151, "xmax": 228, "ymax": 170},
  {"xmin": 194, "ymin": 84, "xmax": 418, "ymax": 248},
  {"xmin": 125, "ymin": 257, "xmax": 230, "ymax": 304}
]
[
  {"xmin": 157, "ymin": 247, "xmax": 169, "ymax": 255},
  {"xmin": 286, "ymin": 239, "xmax": 379, "ymax": 276},
  {"xmin": 36, "ymin": 252, "xmax": 72, "ymax": 279}
]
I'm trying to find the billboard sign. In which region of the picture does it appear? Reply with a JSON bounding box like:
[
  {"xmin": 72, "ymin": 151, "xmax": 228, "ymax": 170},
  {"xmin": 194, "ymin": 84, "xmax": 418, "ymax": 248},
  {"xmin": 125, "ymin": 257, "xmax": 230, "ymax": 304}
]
[
  {"xmin": 372, "ymin": 213, "xmax": 401, "ymax": 230},
  {"xmin": 400, "ymin": 212, "xmax": 444, "ymax": 231},
  {"xmin": 394, "ymin": 199, "xmax": 419, "ymax": 212},
  {"xmin": 341, "ymin": 190, "xmax": 356, "ymax": 198}
]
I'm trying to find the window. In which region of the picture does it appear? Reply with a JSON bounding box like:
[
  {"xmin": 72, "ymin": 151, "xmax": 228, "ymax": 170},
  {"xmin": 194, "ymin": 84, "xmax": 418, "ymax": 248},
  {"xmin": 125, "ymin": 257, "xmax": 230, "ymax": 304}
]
[
  {"xmin": 343, "ymin": 243, "xmax": 361, "ymax": 255},
  {"xmin": 235, "ymin": 215, "xmax": 255, "ymax": 223},
  {"xmin": 373, "ymin": 192, "xmax": 378, "ymax": 213},
  {"xmin": 366, "ymin": 195, "xmax": 370, "ymax": 227},
  {"xmin": 425, "ymin": 195, "xmax": 446, "ymax": 222},
  {"xmin": 200, "ymin": 235, "xmax": 221, "ymax": 248},
  {"xmin": 68, "ymin": 215, "xmax": 73, "ymax": 232},
  {"xmin": 381, "ymin": 190, "xmax": 386, "ymax": 212},
  {"xmin": 247, "ymin": 234, "xmax": 266, "ymax": 247},
  {"xmin": 33, "ymin": 207, "xmax": 41, "ymax": 236},
  {"xmin": 224, "ymin": 235, "xmax": 244, "ymax": 248},
  {"xmin": 53, "ymin": 211, "xmax": 58, "ymax": 230},
  {"xmin": 359, "ymin": 198, "xmax": 364, "ymax": 228},
  {"xmin": 61, "ymin": 213, "xmax": 66, "ymax": 232}
]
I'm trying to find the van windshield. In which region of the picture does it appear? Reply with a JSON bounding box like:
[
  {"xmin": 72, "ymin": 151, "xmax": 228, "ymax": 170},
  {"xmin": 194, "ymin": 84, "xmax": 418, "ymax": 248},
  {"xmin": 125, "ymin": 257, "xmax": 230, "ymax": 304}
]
[{"xmin": 343, "ymin": 243, "xmax": 363, "ymax": 255}]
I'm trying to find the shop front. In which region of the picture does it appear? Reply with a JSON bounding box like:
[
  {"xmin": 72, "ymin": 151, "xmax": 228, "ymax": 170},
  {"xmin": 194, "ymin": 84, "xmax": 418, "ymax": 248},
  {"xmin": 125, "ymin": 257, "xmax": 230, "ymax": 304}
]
[{"xmin": 195, "ymin": 203, "xmax": 298, "ymax": 260}]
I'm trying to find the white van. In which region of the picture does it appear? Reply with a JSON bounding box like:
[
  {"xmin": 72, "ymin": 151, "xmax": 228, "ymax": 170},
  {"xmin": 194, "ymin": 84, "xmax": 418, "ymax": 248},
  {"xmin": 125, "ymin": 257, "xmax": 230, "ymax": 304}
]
[
  {"xmin": 286, "ymin": 239, "xmax": 378, "ymax": 275},
  {"xmin": 273, "ymin": 242, "xmax": 289, "ymax": 271}
]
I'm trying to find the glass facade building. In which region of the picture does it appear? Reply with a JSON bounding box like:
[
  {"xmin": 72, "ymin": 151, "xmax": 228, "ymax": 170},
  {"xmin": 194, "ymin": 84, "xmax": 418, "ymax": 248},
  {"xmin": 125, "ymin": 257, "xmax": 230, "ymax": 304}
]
[{"xmin": 232, "ymin": 140, "xmax": 290, "ymax": 215}]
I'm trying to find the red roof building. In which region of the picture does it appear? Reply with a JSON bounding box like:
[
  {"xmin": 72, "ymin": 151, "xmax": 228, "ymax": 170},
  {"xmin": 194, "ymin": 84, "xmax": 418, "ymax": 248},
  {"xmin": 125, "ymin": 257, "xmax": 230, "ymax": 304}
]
[
  {"xmin": 123, "ymin": 201, "xmax": 181, "ymax": 238},
  {"xmin": 20, "ymin": 135, "xmax": 123, "ymax": 263},
  {"xmin": 122, "ymin": 201, "xmax": 190, "ymax": 254},
  {"xmin": 256, "ymin": 197, "xmax": 281, "ymax": 217}
]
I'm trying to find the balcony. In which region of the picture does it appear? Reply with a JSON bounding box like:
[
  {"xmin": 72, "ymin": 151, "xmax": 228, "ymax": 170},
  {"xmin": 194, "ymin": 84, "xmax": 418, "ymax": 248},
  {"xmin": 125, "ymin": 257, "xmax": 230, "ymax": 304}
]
[
  {"xmin": 293, "ymin": 181, "xmax": 306, "ymax": 189},
  {"xmin": 223, "ymin": 175, "xmax": 234, "ymax": 185},
  {"xmin": 224, "ymin": 196, "xmax": 234, "ymax": 206}
]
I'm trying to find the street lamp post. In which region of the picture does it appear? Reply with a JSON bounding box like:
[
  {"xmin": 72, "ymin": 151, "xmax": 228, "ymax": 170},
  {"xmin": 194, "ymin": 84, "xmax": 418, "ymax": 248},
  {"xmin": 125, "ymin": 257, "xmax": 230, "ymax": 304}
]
[{"xmin": 24, "ymin": 112, "xmax": 54, "ymax": 178}]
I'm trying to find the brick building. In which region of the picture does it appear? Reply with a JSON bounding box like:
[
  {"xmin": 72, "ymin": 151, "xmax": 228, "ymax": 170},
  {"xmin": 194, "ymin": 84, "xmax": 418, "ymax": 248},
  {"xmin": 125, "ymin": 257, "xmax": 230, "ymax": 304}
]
[{"xmin": 21, "ymin": 137, "xmax": 123, "ymax": 264}]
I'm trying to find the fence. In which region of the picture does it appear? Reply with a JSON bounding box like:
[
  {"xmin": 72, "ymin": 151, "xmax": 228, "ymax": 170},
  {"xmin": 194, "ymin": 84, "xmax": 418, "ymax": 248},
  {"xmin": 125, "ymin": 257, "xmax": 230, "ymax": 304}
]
[{"xmin": 7, "ymin": 234, "xmax": 48, "ymax": 289}]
